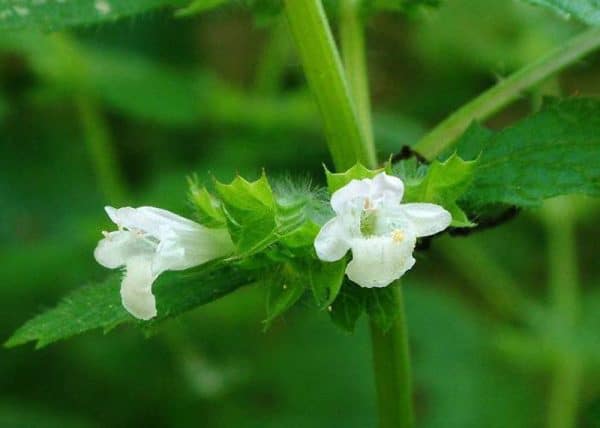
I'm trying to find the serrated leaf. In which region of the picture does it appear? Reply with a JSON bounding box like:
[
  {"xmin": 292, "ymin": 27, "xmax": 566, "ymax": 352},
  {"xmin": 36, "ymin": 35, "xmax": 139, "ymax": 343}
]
[
  {"xmin": 263, "ymin": 262, "xmax": 307, "ymax": 329},
  {"xmin": 215, "ymin": 173, "xmax": 278, "ymax": 255},
  {"xmin": 403, "ymin": 154, "xmax": 477, "ymax": 227},
  {"xmin": 365, "ymin": 284, "xmax": 401, "ymax": 332},
  {"xmin": 307, "ymin": 258, "xmax": 347, "ymax": 309},
  {"xmin": 523, "ymin": 0, "xmax": 600, "ymax": 25},
  {"xmin": 188, "ymin": 179, "xmax": 227, "ymax": 228},
  {"xmin": 5, "ymin": 264, "xmax": 254, "ymax": 348},
  {"xmin": 325, "ymin": 163, "xmax": 385, "ymax": 194},
  {"xmin": 462, "ymin": 98, "xmax": 600, "ymax": 209},
  {"xmin": 329, "ymin": 282, "xmax": 366, "ymax": 332},
  {"xmin": 0, "ymin": 0, "xmax": 180, "ymax": 32}
]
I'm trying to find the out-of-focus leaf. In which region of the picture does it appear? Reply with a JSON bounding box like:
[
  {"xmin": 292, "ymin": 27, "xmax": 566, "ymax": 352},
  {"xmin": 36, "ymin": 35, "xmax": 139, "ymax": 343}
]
[
  {"xmin": 0, "ymin": 33, "xmax": 317, "ymax": 129},
  {"xmin": 405, "ymin": 284, "xmax": 538, "ymax": 428},
  {"xmin": 5, "ymin": 264, "xmax": 255, "ymax": 348},
  {"xmin": 307, "ymin": 258, "xmax": 346, "ymax": 309},
  {"xmin": 325, "ymin": 163, "xmax": 385, "ymax": 194},
  {"xmin": 403, "ymin": 154, "xmax": 477, "ymax": 227},
  {"xmin": 0, "ymin": 403, "xmax": 96, "ymax": 428},
  {"xmin": 0, "ymin": 0, "xmax": 180, "ymax": 32},
  {"xmin": 263, "ymin": 262, "xmax": 307, "ymax": 329},
  {"xmin": 365, "ymin": 0, "xmax": 440, "ymax": 14},
  {"xmin": 461, "ymin": 98, "xmax": 600, "ymax": 209},
  {"xmin": 524, "ymin": 0, "xmax": 600, "ymax": 25},
  {"xmin": 175, "ymin": 0, "xmax": 228, "ymax": 16}
]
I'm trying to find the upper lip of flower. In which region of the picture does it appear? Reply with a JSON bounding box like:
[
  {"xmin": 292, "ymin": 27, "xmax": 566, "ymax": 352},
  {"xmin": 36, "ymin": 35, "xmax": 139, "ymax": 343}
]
[{"xmin": 314, "ymin": 172, "xmax": 452, "ymax": 288}]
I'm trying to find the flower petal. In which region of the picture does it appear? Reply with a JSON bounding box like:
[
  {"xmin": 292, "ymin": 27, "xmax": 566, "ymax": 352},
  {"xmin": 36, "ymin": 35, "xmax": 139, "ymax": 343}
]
[
  {"xmin": 345, "ymin": 235, "xmax": 416, "ymax": 288},
  {"xmin": 400, "ymin": 203, "xmax": 452, "ymax": 237},
  {"xmin": 314, "ymin": 218, "xmax": 351, "ymax": 262},
  {"xmin": 105, "ymin": 206, "xmax": 203, "ymax": 239},
  {"xmin": 120, "ymin": 256, "xmax": 158, "ymax": 320},
  {"xmin": 153, "ymin": 227, "xmax": 234, "ymax": 273},
  {"xmin": 330, "ymin": 179, "xmax": 371, "ymax": 214},
  {"xmin": 94, "ymin": 230, "xmax": 154, "ymax": 269},
  {"xmin": 371, "ymin": 173, "xmax": 404, "ymax": 201}
]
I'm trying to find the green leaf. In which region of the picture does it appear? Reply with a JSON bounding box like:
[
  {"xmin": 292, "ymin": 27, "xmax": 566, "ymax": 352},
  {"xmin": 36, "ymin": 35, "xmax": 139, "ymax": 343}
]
[
  {"xmin": 215, "ymin": 173, "xmax": 278, "ymax": 255},
  {"xmin": 403, "ymin": 154, "xmax": 477, "ymax": 227},
  {"xmin": 462, "ymin": 98, "xmax": 600, "ymax": 209},
  {"xmin": 263, "ymin": 262, "xmax": 307, "ymax": 329},
  {"xmin": 325, "ymin": 163, "xmax": 385, "ymax": 194},
  {"xmin": 0, "ymin": 0, "xmax": 180, "ymax": 32},
  {"xmin": 523, "ymin": 0, "xmax": 600, "ymax": 26},
  {"xmin": 307, "ymin": 258, "xmax": 347, "ymax": 309},
  {"xmin": 329, "ymin": 282, "xmax": 366, "ymax": 332},
  {"xmin": 5, "ymin": 264, "xmax": 254, "ymax": 349},
  {"xmin": 188, "ymin": 178, "xmax": 227, "ymax": 228},
  {"xmin": 365, "ymin": 284, "xmax": 401, "ymax": 332},
  {"xmin": 175, "ymin": 0, "xmax": 228, "ymax": 16}
]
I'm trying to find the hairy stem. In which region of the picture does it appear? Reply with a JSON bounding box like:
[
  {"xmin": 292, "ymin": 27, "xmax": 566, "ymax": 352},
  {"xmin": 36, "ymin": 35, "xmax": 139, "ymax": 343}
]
[
  {"xmin": 370, "ymin": 285, "xmax": 414, "ymax": 428},
  {"xmin": 283, "ymin": 0, "xmax": 375, "ymax": 170},
  {"xmin": 414, "ymin": 26, "xmax": 600, "ymax": 160},
  {"xmin": 338, "ymin": 2, "xmax": 414, "ymax": 426}
]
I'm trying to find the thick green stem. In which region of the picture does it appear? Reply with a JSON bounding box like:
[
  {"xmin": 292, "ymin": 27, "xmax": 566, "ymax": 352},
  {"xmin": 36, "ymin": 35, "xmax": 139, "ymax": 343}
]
[
  {"xmin": 77, "ymin": 98, "xmax": 127, "ymax": 205},
  {"xmin": 340, "ymin": 0, "xmax": 375, "ymax": 161},
  {"xmin": 285, "ymin": 3, "xmax": 412, "ymax": 426},
  {"xmin": 283, "ymin": 0, "xmax": 375, "ymax": 170},
  {"xmin": 338, "ymin": 3, "xmax": 414, "ymax": 426},
  {"xmin": 543, "ymin": 198, "xmax": 582, "ymax": 428},
  {"xmin": 414, "ymin": 26, "xmax": 600, "ymax": 160},
  {"xmin": 370, "ymin": 285, "xmax": 414, "ymax": 428}
]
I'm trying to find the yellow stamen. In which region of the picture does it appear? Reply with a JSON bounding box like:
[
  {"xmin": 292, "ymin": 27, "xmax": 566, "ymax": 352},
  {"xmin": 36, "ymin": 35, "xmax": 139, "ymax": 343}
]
[{"xmin": 391, "ymin": 229, "xmax": 405, "ymax": 243}]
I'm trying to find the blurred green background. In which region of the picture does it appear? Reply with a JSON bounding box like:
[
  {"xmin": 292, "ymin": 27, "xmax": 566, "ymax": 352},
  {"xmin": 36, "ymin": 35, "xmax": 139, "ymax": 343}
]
[{"xmin": 1, "ymin": 1, "xmax": 600, "ymax": 427}]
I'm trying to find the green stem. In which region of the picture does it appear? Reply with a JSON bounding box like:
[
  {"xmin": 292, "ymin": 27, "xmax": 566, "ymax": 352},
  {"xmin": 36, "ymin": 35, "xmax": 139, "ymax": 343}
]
[
  {"xmin": 370, "ymin": 285, "xmax": 414, "ymax": 428},
  {"xmin": 338, "ymin": 3, "xmax": 414, "ymax": 426},
  {"xmin": 283, "ymin": 0, "xmax": 375, "ymax": 170},
  {"xmin": 77, "ymin": 97, "xmax": 127, "ymax": 205},
  {"xmin": 543, "ymin": 198, "xmax": 582, "ymax": 428},
  {"xmin": 339, "ymin": 0, "xmax": 375, "ymax": 161},
  {"xmin": 414, "ymin": 26, "xmax": 600, "ymax": 160}
]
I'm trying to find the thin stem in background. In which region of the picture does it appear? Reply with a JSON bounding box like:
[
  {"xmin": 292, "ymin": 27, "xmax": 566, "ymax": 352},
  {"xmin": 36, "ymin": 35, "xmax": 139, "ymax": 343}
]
[
  {"xmin": 436, "ymin": 237, "xmax": 534, "ymax": 322},
  {"xmin": 254, "ymin": 18, "xmax": 293, "ymax": 96},
  {"xmin": 77, "ymin": 97, "xmax": 127, "ymax": 205},
  {"xmin": 414, "ymin": 26, "xmax": 600, "ymax": 160},
  {"xmin": 283, "ymin": 0, "xmax": 375, "ymax": 170},
  {"xmin": 339, "ymin": 0, "xmax": 375, "ymax": 161},
  {"xmin": 543, "ymin": 198, "xmax": 582, "ymax": 428}
]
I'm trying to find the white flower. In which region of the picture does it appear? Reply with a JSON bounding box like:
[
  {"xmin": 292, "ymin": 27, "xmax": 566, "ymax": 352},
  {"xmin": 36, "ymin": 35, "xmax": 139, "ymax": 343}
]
[
  {"xmin": 94, "ymin": 206, "xmax": 235, "ymax": 320},
  {"xmin": 314, "ymin": 173, "xmax": 451, "ymax": 288}
]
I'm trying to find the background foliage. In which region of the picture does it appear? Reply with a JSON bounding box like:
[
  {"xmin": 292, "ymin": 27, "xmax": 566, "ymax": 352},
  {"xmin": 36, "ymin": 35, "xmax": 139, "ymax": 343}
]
[{"xmin": 1, "ymin": 0, "xmax": 600, "ymax": 427}]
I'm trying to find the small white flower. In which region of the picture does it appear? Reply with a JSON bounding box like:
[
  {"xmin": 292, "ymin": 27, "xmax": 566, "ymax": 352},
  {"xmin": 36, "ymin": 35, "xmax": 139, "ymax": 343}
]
[
  {"xmin": 94, "ymin": 206, "xmax": 235, "ymax": 320},
  {"xmin": 314, "ymin": 173, "xmax": 451, "ymax": 288}
]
